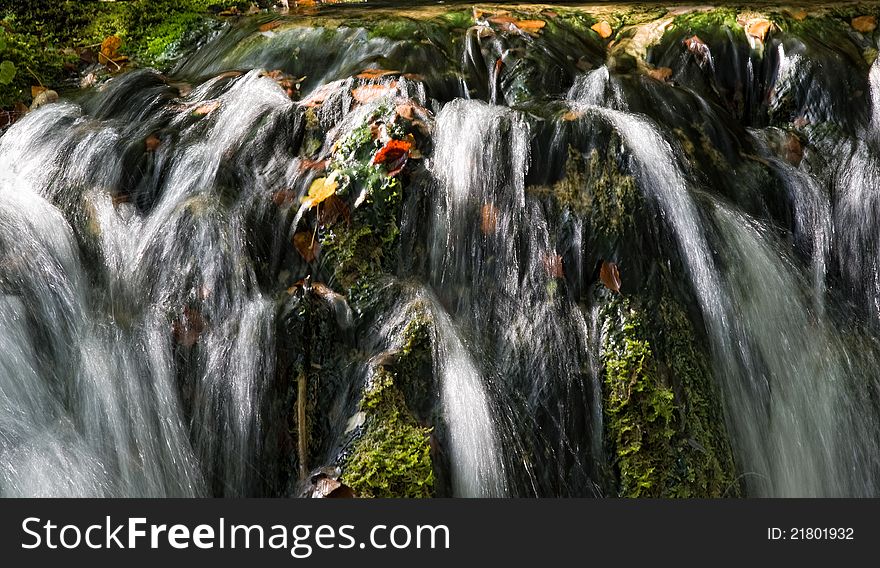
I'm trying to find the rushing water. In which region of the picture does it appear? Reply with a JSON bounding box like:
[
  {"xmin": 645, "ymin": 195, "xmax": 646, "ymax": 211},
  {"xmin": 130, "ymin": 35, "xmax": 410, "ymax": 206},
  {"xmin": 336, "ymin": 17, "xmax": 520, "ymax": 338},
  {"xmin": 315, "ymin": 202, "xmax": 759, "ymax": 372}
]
[{"xmin": 3, "ymin": 7, "xmax": 880, "ymax": 497}]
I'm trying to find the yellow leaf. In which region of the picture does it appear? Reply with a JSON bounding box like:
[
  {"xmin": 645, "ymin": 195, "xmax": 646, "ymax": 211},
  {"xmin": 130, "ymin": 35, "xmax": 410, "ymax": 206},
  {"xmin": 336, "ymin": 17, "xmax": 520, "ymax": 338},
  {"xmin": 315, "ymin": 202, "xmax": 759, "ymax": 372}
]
[{"xmin": 301, "ymin": 175, "xmax": 338, "ymax": 209}]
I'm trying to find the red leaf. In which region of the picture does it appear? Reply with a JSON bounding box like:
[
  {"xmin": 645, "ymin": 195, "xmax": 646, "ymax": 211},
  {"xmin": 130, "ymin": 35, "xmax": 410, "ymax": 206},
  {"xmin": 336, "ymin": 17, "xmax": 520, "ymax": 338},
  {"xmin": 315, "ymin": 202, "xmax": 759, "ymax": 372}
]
[{"xmin": 372, "ymin": 138, "xmax": 412, "ymax": 176}]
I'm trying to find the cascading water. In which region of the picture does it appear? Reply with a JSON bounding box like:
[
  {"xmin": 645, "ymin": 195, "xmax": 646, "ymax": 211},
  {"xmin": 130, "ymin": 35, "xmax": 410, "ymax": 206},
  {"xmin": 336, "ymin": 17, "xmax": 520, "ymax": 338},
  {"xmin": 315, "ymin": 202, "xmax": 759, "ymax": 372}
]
[{"xmin": 3, "ymin": 5, "xmax": 880, "ymax": 498}]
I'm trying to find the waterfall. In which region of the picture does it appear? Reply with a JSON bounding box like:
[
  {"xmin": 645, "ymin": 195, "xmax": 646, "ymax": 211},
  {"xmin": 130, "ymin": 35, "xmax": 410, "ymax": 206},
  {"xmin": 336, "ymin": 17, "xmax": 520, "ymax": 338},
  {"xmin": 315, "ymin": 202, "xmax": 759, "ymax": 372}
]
[{"xmin": 3, "ymin": 7, "xmax": 880, "ymax": 498}]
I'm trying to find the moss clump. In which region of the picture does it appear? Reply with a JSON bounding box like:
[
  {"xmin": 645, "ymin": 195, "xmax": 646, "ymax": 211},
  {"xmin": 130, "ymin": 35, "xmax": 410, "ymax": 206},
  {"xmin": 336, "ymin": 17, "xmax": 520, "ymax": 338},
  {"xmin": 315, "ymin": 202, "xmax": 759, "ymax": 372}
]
[
  {"xmin": 531, "ymin": 142, "xmax": 641, "ymax": 239},
  {"xmin": 342, "ymin": 368, "xmax": 434, "ymax": 498},
  {"xmin": 600, "ymin": 294, "xmax": 737, "ymax": 497}
]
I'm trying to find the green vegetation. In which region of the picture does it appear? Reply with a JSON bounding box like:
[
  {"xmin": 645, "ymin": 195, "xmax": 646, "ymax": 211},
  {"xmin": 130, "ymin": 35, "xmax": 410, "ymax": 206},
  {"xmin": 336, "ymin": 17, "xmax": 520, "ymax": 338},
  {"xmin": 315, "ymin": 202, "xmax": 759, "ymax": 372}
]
[
  {"xmin": 0, "ymin": 0, "xmax": 231, "ymax": 107},
  {"xmin": 600, "ymin": 294, "xmax": 738, "ymax": 497},
  {"xmin": 342, "ymin": 368, "xmax": 434, "ymax": 498}
]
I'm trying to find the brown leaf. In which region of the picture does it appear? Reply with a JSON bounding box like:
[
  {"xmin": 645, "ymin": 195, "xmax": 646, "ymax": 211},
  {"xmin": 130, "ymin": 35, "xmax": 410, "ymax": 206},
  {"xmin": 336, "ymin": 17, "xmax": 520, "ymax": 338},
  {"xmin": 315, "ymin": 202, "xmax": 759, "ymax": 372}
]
[
  {"xmin": 259, "ymin": 20, "xmax": 282, "ymax": 32},
  {"xmin": 193, "ymin": 100, "xmax": 221, "ymax": 117},
  {"xmin": 98, "ymin": 35, "xmax": 122, "ymax": 66},
  {"xmin": 172, "ymin": 306, "xmax": 206, "ymax": 347},
  {"xmin": 481, "ymin": 203, "xmax": 499, "ymax": 235},
  {"xmin": 648, "ymin": 66, "xmax": 673, "ymax": 82},
  {"xmin": 542, "ymin": 253, "xmax": 564, "ymax": 278},
  {"xmin": 748, "ymin": 20, "xmax": 771, "ymax": 41},
  {"xmin": 513, "ymin": 19, "xmax": 546, "ymax": 35},
  {"xmin": 591, "ymin": 21, "xmax": 613, "ymax": 39},
  {"xmin": 31, "ymin": 85, "xmax": 47, "ymax": 99},
  {"xmin": 145, "ymin": 134, "xmax": 161, "ymax": 152},
  {"xmin": 600, "ymin": 260, "xmax": 621, "ymax": 293},
  {"xmin": 319, "ymin": 194, "xmax": 350, "ymax": 226},
  {"xmin": 351, "ymin": 82, "xmax": 398, "ymax": 104},
  {"xmin": 356, "ymin": 68, "xmax": 399, "ymax": 80},
  {"xmin": 298, "ymin": 158, "xmax": 328, "ymax": 172},
  {"xmin": 852, "ymin": 15, "xmax": 877, "ymax": 33},
  {"xmin": 561, "ymin": 109, "xmax": 583, "ymax": 121},
  {"xmin": 299, "ymin": 79, "xmax": 345, "ymax": 108},
  {"xmin": 272, "ymin": 189, "xmax": 297, "ymax": 207},
  {"xmin": 293, "ymin": 231, "xmax": 318, "ymax": 262}
]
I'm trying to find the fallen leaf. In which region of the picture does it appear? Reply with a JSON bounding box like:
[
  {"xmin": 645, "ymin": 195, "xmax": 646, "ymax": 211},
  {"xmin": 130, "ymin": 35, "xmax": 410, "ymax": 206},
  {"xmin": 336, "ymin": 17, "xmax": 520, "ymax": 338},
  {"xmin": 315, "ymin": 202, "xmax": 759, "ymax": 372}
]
[
  {"xmin": 372, "ymin": 138, "xmax": 412, "ymax": 176},
  {"xmin": 852, "ymin": 15, "xmax": 877, "ymax": 33},
  {"xmin": 272, "ymin": 189, "xmax": 297, "ymax": 207},
  {"xmin": 293, "ymin": 231, "xmax": 319, "ymax": 262},
  {"xmin": 562, "ymin": 109, "xmax": 583, "ymax": 121},
  {"xmin": 351, "ymin": 82, "xmax": 398, "ymax": 104},
  {"xmin": 356, "ymin": 68, "xmax": 400, "ymax": 80},
  {"xmin": 684, "ymin": 35, "xmax": 711, "ymax": 65},
  {"xmin": 648, "ymin": 66, "xmax": 673, "ymax": 81},
  {"xmin": 744, "ymin": 19, "xmax": 772, "ymax": 42},
  {"xmin": 542, "ymin": 253, "xmax": 564, "ymax": 278},
  {"xmin": 31, "ymin": 85, "xmax": 47, "ymax": 98},
  {"xmin": 193, "ymin": 99, "xmax": 221, "ymax": 117},
  {"xmin": 600, "ymin": 260, "xmax": 621, "ymax": 293},
  {"xmin": 591, "ymin": 21, "xmax": 613, "ymax": 39},
  {"xmin": 298, "ymin": 158, "xmax": 328, "ymax": 172},
  {"xmin": 481, "ymin": 203, "xmax": 499, "ymax": 235},
  {"xmin": 301, "ymin": 175, "xmax": 339, "ymax": 209},
  {"xmin": 145, "ymin": 134, "xmax": 161, "ymax": 151},
  {"xmin": 318, "ymin": 194, "xmax": 350, "ymax": 226},
  {"xmin": 29, "ymin": 89, "xmax": 58, "ymax": 111},
  {"xmin": 513, "ymin": 19, "xmax": 546, "ymax": 35},
  {"xmin": 259, "ymin": 20, "xmax": 282, "ymax": 32},
  {"xmin": 98, "ymin": 35, "xmax": 127, "ymax": 69},
  {"xmin": 172, "ymin": 306, "xmax": 206, "ymax": 347}
]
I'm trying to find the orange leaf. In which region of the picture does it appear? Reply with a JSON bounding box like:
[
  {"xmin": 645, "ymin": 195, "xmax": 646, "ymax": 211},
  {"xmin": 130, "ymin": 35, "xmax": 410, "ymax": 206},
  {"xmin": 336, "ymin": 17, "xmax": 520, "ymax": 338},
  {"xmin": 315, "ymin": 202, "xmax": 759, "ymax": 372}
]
[
  {"xmin": 293, "ymin": 231, "xmax": 318, "ymax": 262},
  {"xmin": 600, "ymin": 260, "xmax": 621, "ymax": 293},
  {"xmin": 259, "ymin": 20, "xmax": 282, "ymax": 32},
  {"xmin": 98, "ymin": 35, "xmax": 122, "ymax": 66},
  {"xmin": 31, "ymin": 85, "xmax": 47, "ymax": 98},
  {"xmin": 852, "ymin": 15, "xmax": 877, "ymax": 33},
  {"xmin": 744, "ymin": 19, "xmax": 772, "ymax": 42},
  {"xmin": 513, "ymin": 19, "xmax": 546, "ymax": 35},
  {"xmin": 372, "ymin": 138, "xmax": 412, "ymax": 176},
  {"xmin": 356, "ymin": 69, "xmax": 399, "ymax": 80},
  {"xmin": 591, "ymin": 21, "xmax": 613, "ymax": 39},
  {"xmin": 562, "ymin": 109, "xmax": 583, "ymax": 121}
]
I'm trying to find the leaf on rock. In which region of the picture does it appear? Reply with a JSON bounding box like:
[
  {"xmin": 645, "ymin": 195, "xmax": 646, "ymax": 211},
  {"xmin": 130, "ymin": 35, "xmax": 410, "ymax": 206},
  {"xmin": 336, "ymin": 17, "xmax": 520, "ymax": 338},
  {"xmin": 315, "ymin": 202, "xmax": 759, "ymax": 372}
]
[
  {"xmin": 600, "ymin": 260, "xmax": 621, "ymax": 293},
  {"xmin": 172, "ymin": 306, "xmax": 206, "ymax": 347},
  {"xmin": 145, "ymin": 134, "xmax": 162, "ymax": 151},
  {"xmin": 356, "ymin": 68, "xmax": 399, "ymax": 80},
  {"xmin": 272, "ymin": 189, "xmax": 297, "ymax": 207},
  {"xmin": 542, "ymin": 253, "xmax": 564, "ymax": 278},
  {"xmin": 319, "ymin": 194, "xmax": 350, "ymax": 226},
  {"xmin": 299, "ymin": 79, "xmax": 345, "ymax": 107},
  {"xmin": 98, "ymin": 35, "xmax": 127, "ymax": 68},
  {"xmin": 293, "ymin": 231, "xmax": 319, "ymax": 262},
  {"xmin": 259, "ymin": 20, "xmax": 283, "ymax": 32},
  {"xmin": 481, "ymin": 203, "xmax": 499, "ymax": 235},
  {"xmin": 647, "ymin": 66, "xmax": 672, "ymax": 82},
  {"xmin": 591, "ymin": 21, "xmax": 613, "ymax": 39},
  {"xmin": 744, "ymin": 19, "xmax": 772, "ymax": 42},
  {"xmin": 192, "ymin": 99, "xmax": 221, "ymax": 117},
  {"xmin": 351, "ymin": 82, "xmax": 398, "ymax": 104},
  {"xmin": 852, "ymin": 15, "xmax": 877, "ymax": 33},
  {"xmin": 372, "ymin": 138, "xmax": 412, "ymax": 176},
  {"xmin": 301, "ymin": 175, "xmax": 339, "ymax": 209},
  {"xmin": 31, "ymin": 85, "xmax": 47, "ymax": 98}
]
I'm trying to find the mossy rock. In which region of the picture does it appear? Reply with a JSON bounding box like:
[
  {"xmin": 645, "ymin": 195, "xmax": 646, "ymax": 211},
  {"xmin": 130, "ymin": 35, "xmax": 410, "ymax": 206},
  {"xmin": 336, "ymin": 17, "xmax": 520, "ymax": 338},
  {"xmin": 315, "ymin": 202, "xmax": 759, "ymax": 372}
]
[
  {"xmin": 342, "ymin": 368, "xmax": 434, "ymax": 498},
  {"xmin": 600, "ymin": 293, "xmax": 738, "ymax": 497}
]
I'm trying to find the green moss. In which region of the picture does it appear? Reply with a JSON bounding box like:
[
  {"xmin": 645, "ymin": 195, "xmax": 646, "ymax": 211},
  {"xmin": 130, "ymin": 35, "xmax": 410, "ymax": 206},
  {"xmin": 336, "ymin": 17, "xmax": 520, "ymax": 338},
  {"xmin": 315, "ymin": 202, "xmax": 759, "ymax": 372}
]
[
  {"xmin": 530, "ymin": 142, "xmax": 641, "ymax": 239},
  {"xmin": 600, "ymin": 294, "xmax": 738, "ymax": 497},
  {"xmin": 342, "ymin": 368, "xmax": 434, "ymax": 498}
]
